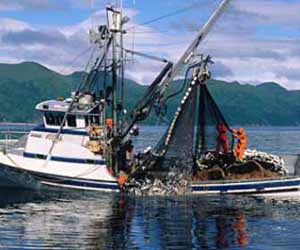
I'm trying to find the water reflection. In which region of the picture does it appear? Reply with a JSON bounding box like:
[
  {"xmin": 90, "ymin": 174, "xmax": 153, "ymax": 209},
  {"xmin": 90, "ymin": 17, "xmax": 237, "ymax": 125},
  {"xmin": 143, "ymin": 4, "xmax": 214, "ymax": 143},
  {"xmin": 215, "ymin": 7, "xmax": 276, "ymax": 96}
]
[
  {"xmin": 0, "ymin": 190, "xmax": 300, "ymax": 249},
  {"xmin": 108, "ymin": 195, "xmax": 300, "ymax": 250},
  {"xmin": 0, "ymin": 189, "xmax": 118, "ymax": 249}
]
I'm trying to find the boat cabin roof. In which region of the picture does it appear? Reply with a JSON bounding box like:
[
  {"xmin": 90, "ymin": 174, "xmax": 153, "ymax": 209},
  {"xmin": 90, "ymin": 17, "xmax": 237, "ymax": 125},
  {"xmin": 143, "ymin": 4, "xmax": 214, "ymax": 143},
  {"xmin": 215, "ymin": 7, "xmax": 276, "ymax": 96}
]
[{"xmin": 36, "ymin": 99, "xmax": 98, "ymax": 115}]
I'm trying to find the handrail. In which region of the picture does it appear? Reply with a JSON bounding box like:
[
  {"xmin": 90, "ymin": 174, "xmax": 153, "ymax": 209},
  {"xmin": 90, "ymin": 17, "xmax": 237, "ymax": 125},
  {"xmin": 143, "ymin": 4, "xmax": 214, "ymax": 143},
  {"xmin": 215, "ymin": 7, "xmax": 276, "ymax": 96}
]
[
  {"xmin": 0, "ymin": 122, "xmax": 36, "ymax": 126},
  {"xmin": 0, "ymin": 130, "xmax": 29, "ymax": 151},
  {"xmin": 0, "ymin": 131, "xmax": 30, "ymax": 134}
]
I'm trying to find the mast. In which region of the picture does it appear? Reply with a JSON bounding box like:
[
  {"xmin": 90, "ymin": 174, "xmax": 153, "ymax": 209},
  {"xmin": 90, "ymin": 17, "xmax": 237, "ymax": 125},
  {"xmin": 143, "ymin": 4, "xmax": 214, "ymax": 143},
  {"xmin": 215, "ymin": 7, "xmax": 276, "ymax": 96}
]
[
  {"xmin": 120, "ymin": 0, "xmax": 125, "ymax": 134},
  {"xmin": 107, "ymin": 5, "xmax": 124, "ymax": 174},
  {"xmin": 106, "ymin": 6, "xmax": 119, "ymax": 137},
  {"xmin": 111, "ymin": 28, "xmax": 118, "ymax": 137}
]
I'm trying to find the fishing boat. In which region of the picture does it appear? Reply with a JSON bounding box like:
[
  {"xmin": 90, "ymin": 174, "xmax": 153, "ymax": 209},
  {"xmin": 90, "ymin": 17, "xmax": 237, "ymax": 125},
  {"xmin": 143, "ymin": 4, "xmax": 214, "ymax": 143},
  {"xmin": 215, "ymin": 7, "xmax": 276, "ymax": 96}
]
[{"xmin": 0, "ymin": 0, "xmax": 300, "ymax": 195}]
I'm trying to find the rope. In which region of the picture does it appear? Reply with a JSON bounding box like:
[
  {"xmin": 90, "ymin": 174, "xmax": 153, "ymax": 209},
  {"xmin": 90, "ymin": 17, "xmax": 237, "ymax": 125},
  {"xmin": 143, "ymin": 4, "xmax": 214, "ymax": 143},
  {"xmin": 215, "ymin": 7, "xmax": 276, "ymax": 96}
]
[{"xmin": 43, "ymin": 45, "xmax": 94, "ymax": 94}]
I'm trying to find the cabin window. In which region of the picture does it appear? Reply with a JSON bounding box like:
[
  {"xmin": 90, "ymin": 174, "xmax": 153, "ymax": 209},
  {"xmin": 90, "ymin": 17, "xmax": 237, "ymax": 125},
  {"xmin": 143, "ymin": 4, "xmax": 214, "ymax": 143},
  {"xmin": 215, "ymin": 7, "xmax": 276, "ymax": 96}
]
[
  {"xmin": 45, "ymin": 113, "xmax": 55, "ymax": 125},
  {"xmin": 67, "ymin": 115, "xmax": 76, "ymax": 127},
  {"xmin": 55, "ymin": 115, "xmax": 65, "ymax": 126},
  {"xmin": 85, "ymin": 115, "xmax": 100, "ymax": 126},
  {"xmin": 84, "ymin": 116, "xmax": 89, "ymax": 127},
  {"xmin": 91, "ymin": 116, "xmax": 100, "ymax": 125},
  {"xmin": 44, "ymin": 112, "xmax": 65, "ymax": 126}
]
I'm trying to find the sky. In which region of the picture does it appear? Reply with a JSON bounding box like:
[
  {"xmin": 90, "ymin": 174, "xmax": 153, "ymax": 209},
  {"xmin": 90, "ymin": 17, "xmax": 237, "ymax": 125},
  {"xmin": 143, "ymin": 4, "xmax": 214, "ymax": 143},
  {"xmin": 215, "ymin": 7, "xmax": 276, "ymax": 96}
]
[{"xmin": 0, "ymin": 0, "xmax": 299, "ymax": 89}]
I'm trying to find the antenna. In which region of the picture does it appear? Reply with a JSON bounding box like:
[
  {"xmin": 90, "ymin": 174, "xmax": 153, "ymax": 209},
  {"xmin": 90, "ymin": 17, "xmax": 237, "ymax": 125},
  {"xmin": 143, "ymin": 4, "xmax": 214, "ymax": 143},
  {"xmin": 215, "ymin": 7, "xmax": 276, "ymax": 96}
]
[{"xmin": 131, "ymin": 0, "xmax": 136, "ymax": 64}]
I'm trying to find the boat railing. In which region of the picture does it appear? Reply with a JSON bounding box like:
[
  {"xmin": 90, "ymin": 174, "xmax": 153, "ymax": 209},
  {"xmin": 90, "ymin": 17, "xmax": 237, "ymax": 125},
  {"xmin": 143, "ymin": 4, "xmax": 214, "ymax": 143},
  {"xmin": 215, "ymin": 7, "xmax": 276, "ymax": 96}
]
[
  {"xmin": 0, "ymin": 123, "xmax": 34, "ymax": 151},
  {"xmin": 0, "ymin": 131, "xmax": 29, "ymax": 151}
]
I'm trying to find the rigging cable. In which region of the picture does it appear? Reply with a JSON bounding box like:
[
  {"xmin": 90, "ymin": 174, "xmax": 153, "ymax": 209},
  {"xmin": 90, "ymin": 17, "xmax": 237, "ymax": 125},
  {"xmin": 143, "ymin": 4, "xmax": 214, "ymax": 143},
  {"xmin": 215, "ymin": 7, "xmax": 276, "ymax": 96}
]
[
  {"xmin": 126, "ymin": 2, "xmax": 203, "ymax": 31},
  {"xmin": 38, "ymin": 45, "xmax": 94, "ymax": 95},
  {"xmin": 163, "ymin": 62, "xmax": 203, "ymax": 103},
  {"xmin": 42, "ymin": 43, "xmax": 100, "ymax": 168}
]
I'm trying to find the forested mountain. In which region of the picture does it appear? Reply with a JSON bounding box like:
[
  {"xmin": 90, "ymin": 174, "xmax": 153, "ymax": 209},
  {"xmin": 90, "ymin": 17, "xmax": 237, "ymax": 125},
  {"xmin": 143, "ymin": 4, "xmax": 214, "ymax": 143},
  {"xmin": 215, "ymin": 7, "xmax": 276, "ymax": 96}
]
[{"xmin": 0, "ymin": 61, "xmax": 299, "ymax": 126}]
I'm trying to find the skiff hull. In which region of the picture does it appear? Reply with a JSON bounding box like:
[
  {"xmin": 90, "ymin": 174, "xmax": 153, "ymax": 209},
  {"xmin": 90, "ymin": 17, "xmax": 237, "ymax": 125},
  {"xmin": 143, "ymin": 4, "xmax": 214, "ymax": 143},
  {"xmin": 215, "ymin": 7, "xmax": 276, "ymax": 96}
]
[{"xmin": 191, "ymin": 177, "xmax": 300, "ymax": 195}]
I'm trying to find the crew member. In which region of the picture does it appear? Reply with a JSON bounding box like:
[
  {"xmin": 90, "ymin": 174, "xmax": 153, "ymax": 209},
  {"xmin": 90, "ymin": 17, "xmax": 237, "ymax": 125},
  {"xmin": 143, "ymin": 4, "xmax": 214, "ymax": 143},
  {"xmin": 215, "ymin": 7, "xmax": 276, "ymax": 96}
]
[
  {"xmin": 105, "ymin": 118, "xmax": 113, "ymax": 138},
  {"xmin": 125, "ymin": 140, "xmax": 135, "ymax": 170},
  {"xmin": 216, "ymin": 123, "xmax": 228, "ymax": 158},
  {"xmin": 118, "ymin": 173, "xmax": 128, "ymax": 188},
  {"xmin": 232, "ymin": 128, "xmax": 247, "ymax": 161}
]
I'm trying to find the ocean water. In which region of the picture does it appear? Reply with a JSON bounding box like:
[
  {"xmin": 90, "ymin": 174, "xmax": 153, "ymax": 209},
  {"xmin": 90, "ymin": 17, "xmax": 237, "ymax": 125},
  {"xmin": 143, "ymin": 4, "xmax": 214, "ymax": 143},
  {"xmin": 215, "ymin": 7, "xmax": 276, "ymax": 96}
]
[{"xmin": 1, "ymin": 126, "xmax": 300, "ymax": 249}]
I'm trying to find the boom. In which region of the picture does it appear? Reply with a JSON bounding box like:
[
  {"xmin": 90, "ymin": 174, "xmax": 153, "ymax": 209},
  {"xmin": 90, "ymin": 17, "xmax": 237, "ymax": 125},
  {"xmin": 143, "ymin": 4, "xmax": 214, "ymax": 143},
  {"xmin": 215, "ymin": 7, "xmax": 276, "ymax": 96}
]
[{"xmin": 157, "ymin": 0, "xmax": 232, "ymax": 95}]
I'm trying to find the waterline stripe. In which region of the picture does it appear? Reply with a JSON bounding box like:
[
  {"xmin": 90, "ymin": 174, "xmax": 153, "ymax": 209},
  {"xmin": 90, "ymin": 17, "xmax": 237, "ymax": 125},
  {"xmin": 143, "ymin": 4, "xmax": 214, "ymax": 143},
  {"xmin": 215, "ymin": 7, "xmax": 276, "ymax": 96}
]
[
  {"xmin": 192, "ymin": 178, "xmax": 300, "ymax": 192},
  {"xmin": 41, "ymin": 181, "xmax": 119, "ymax": 191},
  {"xmin": 30, "ymin": 171, "xmax": 119, "ymax": 190}
]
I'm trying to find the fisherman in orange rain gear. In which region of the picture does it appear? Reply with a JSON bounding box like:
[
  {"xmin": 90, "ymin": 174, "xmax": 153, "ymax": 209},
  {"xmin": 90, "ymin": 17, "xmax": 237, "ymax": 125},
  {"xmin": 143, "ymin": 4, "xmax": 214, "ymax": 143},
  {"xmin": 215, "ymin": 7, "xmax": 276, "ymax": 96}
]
[
  {"xmin": 232, "ymin": 128, "xmax": 247, "ymax": 161},
  {"xmin": 216, "ymin": 123, "xmax": 228, "ymax": 158},
  {"xmin": 118, "ymin": 173, "xmax": 128, "ymax": 188},
  {"xmin": 105, "ymin": 118, "xmax": 113, "ymax": 138},
  {"xmin": 105, "ymin": 118, "xmax": 113, "ymax": 129}
]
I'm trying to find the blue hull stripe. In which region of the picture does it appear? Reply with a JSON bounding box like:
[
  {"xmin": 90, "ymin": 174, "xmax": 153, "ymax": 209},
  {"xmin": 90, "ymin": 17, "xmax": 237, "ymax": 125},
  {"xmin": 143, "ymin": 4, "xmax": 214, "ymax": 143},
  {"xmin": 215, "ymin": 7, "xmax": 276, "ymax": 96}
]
[
  {"xmin": 23, "ymin": 152, "xmax": 106, "ymax": 165},
  {"xmin": 30, "ymin": 171, "xmax": 119, "ymax": 190},
  {"xmin": 0, "ymin": 163, "xmax": 119, "ymax": 190},
  {"xmin": 33, "ymin": 124, "xmax": 88, "ymax": 136},
  {"xmin": 50, "ymin": 179, "xmax": 118, "ymax": 190},
  {"xmin": 192, "ymin": 179, "xmax": 300, "ymax": 192},
  {"xmin": 41, "ymin": 177, "xmax": 119, "ymax": 190}
]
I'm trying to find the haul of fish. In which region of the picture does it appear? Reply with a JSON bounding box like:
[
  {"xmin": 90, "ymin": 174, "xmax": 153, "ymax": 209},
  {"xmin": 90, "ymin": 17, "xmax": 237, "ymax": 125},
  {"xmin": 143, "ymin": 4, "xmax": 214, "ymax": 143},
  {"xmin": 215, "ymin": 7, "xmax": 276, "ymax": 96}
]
[
  {"xmin": 195, "ymin": 149, "xmax": 287, "ymax": 175},
  {"xmin": 196, "ymin": 152, "xmax": 220, "ymax": 171},
  {"xmin": 243, "ymin": 149, "xmax": 287, "ymax": 175},
  {"xmin": 123, "ymin": 171, "xmax": 191, "ymax": 196}
]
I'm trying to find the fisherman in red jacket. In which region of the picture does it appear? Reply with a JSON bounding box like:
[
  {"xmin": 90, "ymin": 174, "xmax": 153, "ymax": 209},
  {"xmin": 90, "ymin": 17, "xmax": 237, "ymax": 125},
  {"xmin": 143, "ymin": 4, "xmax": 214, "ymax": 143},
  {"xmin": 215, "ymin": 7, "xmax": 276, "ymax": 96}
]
[{"xmin": 216, "ymin": 123, "xmax": 228, "ymax": 158}]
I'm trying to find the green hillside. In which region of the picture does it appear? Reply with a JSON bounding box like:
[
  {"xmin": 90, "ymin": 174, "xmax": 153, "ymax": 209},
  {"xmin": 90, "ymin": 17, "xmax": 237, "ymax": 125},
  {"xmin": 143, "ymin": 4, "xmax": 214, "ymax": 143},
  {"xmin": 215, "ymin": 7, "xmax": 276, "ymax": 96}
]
[{"xmin": 0, "ymin": 61, "xmax": 299, "ymax": 126}]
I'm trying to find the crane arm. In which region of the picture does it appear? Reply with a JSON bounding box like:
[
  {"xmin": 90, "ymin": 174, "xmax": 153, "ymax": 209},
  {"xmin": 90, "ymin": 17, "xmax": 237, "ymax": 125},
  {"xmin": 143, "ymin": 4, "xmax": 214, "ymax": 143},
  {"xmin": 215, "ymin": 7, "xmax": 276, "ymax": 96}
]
[
  {"xmin": 158, "ymin": 0, "xmax": 232, "ymax": 94},
  {"xmin": 121, "ymin": 0, "xmax": 232, "ymax": 140}
]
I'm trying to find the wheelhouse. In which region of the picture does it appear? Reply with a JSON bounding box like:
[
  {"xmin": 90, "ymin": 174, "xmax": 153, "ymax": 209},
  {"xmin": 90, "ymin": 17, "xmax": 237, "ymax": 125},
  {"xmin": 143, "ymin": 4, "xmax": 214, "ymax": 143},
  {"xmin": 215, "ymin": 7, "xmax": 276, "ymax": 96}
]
[{"xmin": 35, "ymin": 93, "xmax": 106, "ymax": 131}]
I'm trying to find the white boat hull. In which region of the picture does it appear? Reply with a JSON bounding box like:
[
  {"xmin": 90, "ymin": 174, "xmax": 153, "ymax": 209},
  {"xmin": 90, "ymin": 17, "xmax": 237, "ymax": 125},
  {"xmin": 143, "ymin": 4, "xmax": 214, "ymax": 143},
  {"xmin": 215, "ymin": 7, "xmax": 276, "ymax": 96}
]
[
  {"xmin": 0, "ymin": 151, "xmax": 119, "ymax": 192},
  {"xmin": 1, "ymin": 151, "xmax": 300, "ymax": 195}
]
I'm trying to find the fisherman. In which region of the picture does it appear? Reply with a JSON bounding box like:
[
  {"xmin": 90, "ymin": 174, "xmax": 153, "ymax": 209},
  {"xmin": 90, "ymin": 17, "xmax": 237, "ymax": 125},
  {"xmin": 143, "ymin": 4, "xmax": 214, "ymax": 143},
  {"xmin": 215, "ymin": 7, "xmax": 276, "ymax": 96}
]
[
  {"xmin": 118, "ymin": 140, "xmax": 135, "ymax": 173},
  {"xmin": 216, "ymin": 123, "xmax": 228, "ymax": 158},
  {"xmin": 118, "ymin": 172, "xmax": 128, "ymax": 188},
  {"xmin": 232, "ymin": 128, "xmax": 247, "ymax": 161},
  {"xmin": 117, "ymin": 140, "xmax": 136, "ymax": 188},
  {"xmin": 125, "ymin": 140, "xmax": 135, "ymax": 170},
  {"xmin": 105, "ymin": 118, "xmax": 113, "ymax": 138}
]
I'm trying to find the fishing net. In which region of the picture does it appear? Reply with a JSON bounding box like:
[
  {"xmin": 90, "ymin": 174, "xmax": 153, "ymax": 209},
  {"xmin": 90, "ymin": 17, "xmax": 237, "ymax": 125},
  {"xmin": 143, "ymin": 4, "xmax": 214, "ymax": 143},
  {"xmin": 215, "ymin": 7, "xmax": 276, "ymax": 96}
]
[
  {"xmin": 195, "ymin": 84, "xmax": 232, "ymax": 156},
  {"xmin": 155, "ymin": 70, "xmax": 233, "ymax": 171},
  {"xmin": 156, "ymin": 82, "xmax": 198, "ymax": 169}
]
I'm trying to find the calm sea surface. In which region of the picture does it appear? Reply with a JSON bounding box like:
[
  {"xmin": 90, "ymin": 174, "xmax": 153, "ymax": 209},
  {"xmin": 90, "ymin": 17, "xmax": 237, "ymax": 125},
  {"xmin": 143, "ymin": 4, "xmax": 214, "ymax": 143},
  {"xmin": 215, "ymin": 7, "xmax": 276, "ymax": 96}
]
[{"xmin": 1, "ymin": 126, "xmax": 300, "ymax": 250}]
